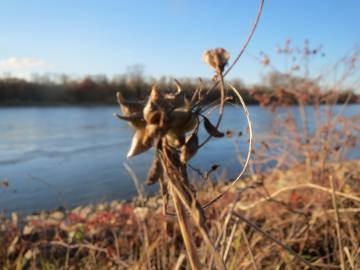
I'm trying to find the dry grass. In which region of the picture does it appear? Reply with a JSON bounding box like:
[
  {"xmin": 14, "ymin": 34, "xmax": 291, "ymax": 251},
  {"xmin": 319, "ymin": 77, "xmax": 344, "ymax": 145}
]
[{"xmin": 1, "ymin": 160, "xmax": 359, "ymax": 269}]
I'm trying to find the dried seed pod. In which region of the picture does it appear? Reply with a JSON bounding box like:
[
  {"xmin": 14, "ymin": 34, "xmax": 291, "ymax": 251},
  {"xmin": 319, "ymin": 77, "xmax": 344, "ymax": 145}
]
[
  {"xmin": 169, "ymin": 110, "xmax": 198, "ymax": 136},
  {"xmin": 202, "ymin": 48, "xmax": 230, "ymax": 73},
  {"xmin": 180, "ymin": 133, "xmax": 199, "ymax": 163},
  {"xmin": 225, "ymin": 130, "xmax": 233, "ymax": 138},
  {"xmin": 174, "ymin": 79, "xmax": 183, "ymax": 94},
  {"xmin": 144, "ymin": 86, "xmax": 172, "ymax": 124},
  {"xmin": 142, "ymin": 124, "xmax": 158, "ymax": 146},
  {"xmin": 203, "ymin": 117, "xmax": 224, "ymax": 138},
  {"xmin": 116, "ymin": 91, "xmax": 144, "ymax": 115},
  {"xmin": 147, "ymin": 111, "xmax": 163, "ymax": 125},
  {"xmin": 146, "ymin": 156, "xmax": 162, "ymax": 185},
  {"xmin": 114, "ymin": 112, "xmax": 145, "ymax": 129},
  {"xmin": 127, "ymin": 128, "xmax": 152, "ymax": 158},
  {"xmin": 165, "ymin": 132, "xmax": 182, "ymax": 148},
  {"xmin": 143, "ymin": 86, "xmax": 161, "ymax": 124}
]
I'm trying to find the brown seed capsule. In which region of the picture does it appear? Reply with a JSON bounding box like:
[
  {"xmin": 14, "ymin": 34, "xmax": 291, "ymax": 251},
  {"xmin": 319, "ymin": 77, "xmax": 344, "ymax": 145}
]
[
  {"xmin": 146, "ymin": 156, "xmax": 162, "ymax": 185},
  {"xmin": 203, "ymin": 116, "xmax": 224, "ymax": 138},
  {"xmin": 225, "ymin": 130, "xmax": 233, "ymax": 138},
  {"xmin": 127, "ymin": 128, "xmax": 152, "ymax": 158},
  {"xmin": 180, "ymin": 133, "xmax": 199, "ymax": 163},
  {"xmin": 203, "ymin": 48, "xmax": 230, "ymax": 73},
  {"xmin": 169, "ymin": 110, "xmax": 198, "ymax": 137},
  {"xmin": 114, "ymin": 112, "xmax": 145, "ymax": 129},
  {"xmin": 116, "ymin": 91, "xmax": 144, "ymax": 115}
]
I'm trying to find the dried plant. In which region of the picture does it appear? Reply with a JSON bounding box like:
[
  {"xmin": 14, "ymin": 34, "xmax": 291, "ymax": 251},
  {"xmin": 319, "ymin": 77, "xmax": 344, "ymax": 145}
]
[
  {"xmin": 116, "ymin": 49, "xmax": 232, "ymax": 269},
  {"xmin": 113, "ymin": 1, "xmax": 266, "ymax": 269}
]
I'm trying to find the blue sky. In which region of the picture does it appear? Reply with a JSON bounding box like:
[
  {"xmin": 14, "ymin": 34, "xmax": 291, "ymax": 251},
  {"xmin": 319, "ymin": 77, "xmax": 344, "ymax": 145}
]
[{"xmin": 0, "ymin": 0, "xmax": 359, "ymax": 85}]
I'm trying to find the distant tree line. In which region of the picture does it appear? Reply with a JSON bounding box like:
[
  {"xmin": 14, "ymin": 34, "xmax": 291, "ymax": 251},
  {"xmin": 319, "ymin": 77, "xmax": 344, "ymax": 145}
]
[{"xmin": 0, "ymin": 71, "xmax": 358, "ymax": 106}]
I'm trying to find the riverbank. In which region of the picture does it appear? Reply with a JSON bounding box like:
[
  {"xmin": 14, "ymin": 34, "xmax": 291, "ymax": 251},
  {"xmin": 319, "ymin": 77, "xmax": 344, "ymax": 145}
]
[{"xmin": 1, "ymin": 160, "xmax": 360, "ymax": 269}]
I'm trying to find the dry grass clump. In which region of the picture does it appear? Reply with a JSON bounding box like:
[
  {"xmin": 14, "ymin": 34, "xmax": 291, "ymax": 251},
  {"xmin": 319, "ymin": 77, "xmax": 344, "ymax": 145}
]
[{"xmin": 0, "ymin": 161, "xmax": 359, "ymax": 269}]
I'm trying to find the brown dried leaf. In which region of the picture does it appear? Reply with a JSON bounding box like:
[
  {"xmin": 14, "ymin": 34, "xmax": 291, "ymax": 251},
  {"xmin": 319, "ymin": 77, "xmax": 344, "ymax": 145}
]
[
  {"xmin": 146, "ymin": 156, "xmax": 162, "ymax": 185},
  {"xmin": 203, "ymin": 117, "xmax": 224, "ymax": 138}
]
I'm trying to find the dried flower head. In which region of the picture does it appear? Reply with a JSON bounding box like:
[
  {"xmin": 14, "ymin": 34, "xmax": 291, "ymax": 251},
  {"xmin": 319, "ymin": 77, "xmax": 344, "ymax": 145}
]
[
  {"xmin": 116, "ymin": 83, "xmax": 202, "ymax": 160},
  {"xmin": 202, "ymin": 47, "xmax": 230, "ymax": 73}
]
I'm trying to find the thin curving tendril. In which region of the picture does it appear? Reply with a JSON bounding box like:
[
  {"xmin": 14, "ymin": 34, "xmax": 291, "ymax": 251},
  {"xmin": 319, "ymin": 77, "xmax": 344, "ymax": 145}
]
[{"xmin": 202, "ymin": 83, "xmax": 253, "ymax": 209}]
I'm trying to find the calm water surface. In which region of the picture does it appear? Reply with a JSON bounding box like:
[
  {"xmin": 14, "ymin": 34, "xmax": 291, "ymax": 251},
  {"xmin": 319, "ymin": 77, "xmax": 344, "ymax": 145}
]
[{"xmin": 0, "ymin": 105, "xmax": 359, "ymax": 215}]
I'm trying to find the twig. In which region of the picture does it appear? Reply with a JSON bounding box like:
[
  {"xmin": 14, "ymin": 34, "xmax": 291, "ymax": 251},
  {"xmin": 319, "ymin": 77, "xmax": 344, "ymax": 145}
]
[
  {"xmin": 209, "ymin": 207, "xmax": 234, "ymax": 269},
  {"xmin": 234, "ymin": 183, "xmax": 360, "ymax": 211},
  {"xmin": 208, "ymin": 0, "xmax": 265, "ymax": 92},
  {"xmin": 174, "ymin": 253, "xmax": 187, "ymax": 270},
  {"xmin": 111, "ymin": 229, "xmax": 121, "ymax": 267},
  {"xmin": 343, "ymin": 247, "xmax": 355, "ymax": 269},
  {"xmin": 240, "ymin": 223, "xmax": 259, "ymax": 270},
  {"xmin": 123, "ymin": 162, "xmax": 145, "ymax": 201},
  {"xmin": 225, "ymin": 0, "xmax": 265, "ymax": 75},
  {"xmin": 232, "ymin": 211, "xmax": 314, "ymax": 268},
  {"xmin": 329, "ymin": 175, "xmax": 346, "ymax": 270},
  {"xmin": 49, "ymin": 241, "xmax": 129, "ymax": 268},
  {"xmin": 223, "ymin": 222, "xmax": 238, "ymax": 264}
]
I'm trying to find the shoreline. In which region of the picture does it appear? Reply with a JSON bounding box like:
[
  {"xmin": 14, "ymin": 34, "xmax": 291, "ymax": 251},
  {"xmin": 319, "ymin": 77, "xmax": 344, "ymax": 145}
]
[{"xmin": 1, "ymin": 159, "xmax": 359, "ymax": 268}]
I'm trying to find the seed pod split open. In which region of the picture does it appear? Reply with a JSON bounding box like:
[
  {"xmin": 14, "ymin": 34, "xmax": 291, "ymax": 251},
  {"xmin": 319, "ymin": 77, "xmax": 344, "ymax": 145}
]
[
  {"xmin": 203, "ymin": 116, "xmax": 224, "ymax": 138},
  {"xmin": 127, "ymin": 128, "xmax": 152, "ymax": 159},
  {"xmin": 146, "ymin": 156, "xmax": 162, "ymax": 185}
]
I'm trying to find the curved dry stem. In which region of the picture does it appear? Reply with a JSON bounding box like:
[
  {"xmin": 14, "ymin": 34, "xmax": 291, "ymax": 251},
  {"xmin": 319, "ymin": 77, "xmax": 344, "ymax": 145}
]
[
  {"xmin": 202, "ymin": 83, "xmax": 253, "ymax": 209},
  {"xmin": 207, "ymin": 0, "xmax": 265, "ymax": 93},
  {"xmin": 234, "ymin": 183, "xmax": 360, "ymax": 211},
  {"xmin": 223, "ymin": 0, "xmax": 265, "ymax": 77}
]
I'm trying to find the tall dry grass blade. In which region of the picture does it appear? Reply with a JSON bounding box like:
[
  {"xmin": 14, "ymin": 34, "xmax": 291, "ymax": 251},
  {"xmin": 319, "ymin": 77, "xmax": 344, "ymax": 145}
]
[
  {"xmin": 343, "ymin": 247, "xmax": 355, "ymax": 269},
  {"xmin": 170, "ymin": 184, "xmax": 202, "ymax": 270},
  {"xmin": 123, "ymin": 162, "xmax": 145, "ymax": 201},
  {"xmin": 329, "ymin": 175, "xmax": 346, "ymax": 270},
  {"xmin": 240, "ymin": 224, "xmax": 258, "ymax": 270},
  {"xmin": 223, "ymin": 222, "xmax": 238, "ymax": 264},
  {"xmin": 232, "ymin": 211, "xmax": 314, "ymax": 269},
  {"xmin": 234, "ymin": 183, "xmax": 360, "ymax": 211},
  {"xmin": 209, "ymin": 209, "xmax": 234, "ymax": 269},
  {"xmin": 173, "ymin": 253, "xmax": 187, "ymax": 270}
]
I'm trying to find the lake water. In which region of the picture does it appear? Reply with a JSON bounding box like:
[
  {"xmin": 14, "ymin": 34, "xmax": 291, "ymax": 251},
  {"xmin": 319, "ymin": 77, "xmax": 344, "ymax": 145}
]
[{"xmin": 0, "ymin": 105, "xmax": 359, "ymax": 215}]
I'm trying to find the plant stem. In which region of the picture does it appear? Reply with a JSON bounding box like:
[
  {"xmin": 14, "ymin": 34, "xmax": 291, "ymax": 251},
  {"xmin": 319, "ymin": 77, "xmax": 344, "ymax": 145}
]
[{"xmin": 170, "ymin": 183, "xmax": 203, "ymax": 270}]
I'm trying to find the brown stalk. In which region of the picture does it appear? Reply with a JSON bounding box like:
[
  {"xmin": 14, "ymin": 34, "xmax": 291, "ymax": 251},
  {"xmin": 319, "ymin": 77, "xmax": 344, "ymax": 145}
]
[
  {"xmin": 239, "ymin": 223, "xmax": 259, "ymax": 270},
  {"xmin": 329, "ymin": 175, "xmax": 346, "ymax": 270},
  {"xmin": 170, "ymin": 184, "xmax": 202, "ymax": 270},
  {"xmin": 160, "ymin": 150, "xmax": 226, "ymax": 270},
  {"xmin": 223, "ymin": 222, "xmax": 238, "ymax": 263}
]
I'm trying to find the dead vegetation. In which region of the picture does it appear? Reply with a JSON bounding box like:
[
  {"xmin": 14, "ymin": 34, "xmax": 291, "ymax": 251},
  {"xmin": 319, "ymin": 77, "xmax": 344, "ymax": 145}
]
[
  {"xmin": 0, "ymin": 160, "xmax": 359, "ymax": 269},
  {"xmin": 1, "ymin": 0, "xmax": 360, "ymax": 269}
]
